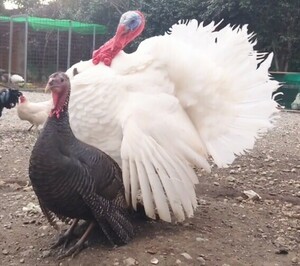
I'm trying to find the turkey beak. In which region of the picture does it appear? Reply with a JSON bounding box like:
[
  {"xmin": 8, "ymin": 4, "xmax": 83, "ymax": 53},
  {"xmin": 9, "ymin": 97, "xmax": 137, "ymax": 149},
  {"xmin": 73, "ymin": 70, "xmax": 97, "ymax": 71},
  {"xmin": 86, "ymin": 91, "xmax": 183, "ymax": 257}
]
[
  {"xmin": 45, "ymin": 84, "xmax": 50, "ymax": 93},
  {"xmin": 46, "ymin": 77, "xmax": 65, "ymax": 94},
  {"xmin": 45, "ymin": 77, "xmax": 56, "ymax": 93}
]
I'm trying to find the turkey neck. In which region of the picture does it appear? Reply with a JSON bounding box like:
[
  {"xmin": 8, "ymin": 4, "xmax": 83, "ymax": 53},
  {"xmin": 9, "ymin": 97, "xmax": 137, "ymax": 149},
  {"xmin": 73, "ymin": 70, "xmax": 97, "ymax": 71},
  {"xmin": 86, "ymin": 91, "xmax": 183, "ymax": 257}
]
[
  {"xmin": 46, "ymin": 111, "xmax": 74, "ymax": 137},
  {"xmin": 40, "ymin": 90, "xmax": 76, "ymax": 149}
]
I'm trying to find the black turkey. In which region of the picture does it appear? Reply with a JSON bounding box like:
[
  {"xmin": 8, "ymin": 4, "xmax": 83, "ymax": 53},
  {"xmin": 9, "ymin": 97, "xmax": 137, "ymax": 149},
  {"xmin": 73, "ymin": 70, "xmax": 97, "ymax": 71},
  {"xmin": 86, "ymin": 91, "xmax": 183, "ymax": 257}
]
[{"xmin": 29, "ymin": 72, "xmax": 133, "ymax": 258}]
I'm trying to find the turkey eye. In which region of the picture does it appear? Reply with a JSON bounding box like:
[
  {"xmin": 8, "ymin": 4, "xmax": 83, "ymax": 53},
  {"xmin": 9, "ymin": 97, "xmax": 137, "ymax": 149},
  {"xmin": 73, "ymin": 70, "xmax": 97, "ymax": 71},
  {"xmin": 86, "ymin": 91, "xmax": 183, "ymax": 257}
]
[
  {"xmin": 128, "ymin": 19, "xmax": 139, "ymax": 30},
  {"xmin": 61, "ymin": 78, "xmax": 64, "ymax": 82}
]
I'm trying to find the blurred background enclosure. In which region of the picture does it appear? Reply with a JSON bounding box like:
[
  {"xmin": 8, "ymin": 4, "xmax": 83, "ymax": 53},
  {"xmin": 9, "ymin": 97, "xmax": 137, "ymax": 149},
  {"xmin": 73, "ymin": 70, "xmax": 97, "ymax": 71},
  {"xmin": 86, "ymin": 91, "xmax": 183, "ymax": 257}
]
[
  {"xmin": 0, "ymin": 0, "xmax": 299, "ymax": 103},
  {"xmin": 0, "ymin": 15, "xmax": 106, "ymax": 83}
]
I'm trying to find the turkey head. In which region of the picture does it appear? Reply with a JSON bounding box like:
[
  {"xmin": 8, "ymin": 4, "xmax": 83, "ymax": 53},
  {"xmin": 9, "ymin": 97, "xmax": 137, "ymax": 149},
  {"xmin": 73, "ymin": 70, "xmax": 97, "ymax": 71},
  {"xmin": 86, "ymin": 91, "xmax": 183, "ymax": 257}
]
[
  {"xmin": 113, "ymin": 10, "xmax": 145, "ymax": 50},
  {"xmin": 92, "ymin": 10, "xmax": 145, "ymax": 66},
  {"xmin": 46, "ymin": 72, "xmax": 70, "ymax": 119}
]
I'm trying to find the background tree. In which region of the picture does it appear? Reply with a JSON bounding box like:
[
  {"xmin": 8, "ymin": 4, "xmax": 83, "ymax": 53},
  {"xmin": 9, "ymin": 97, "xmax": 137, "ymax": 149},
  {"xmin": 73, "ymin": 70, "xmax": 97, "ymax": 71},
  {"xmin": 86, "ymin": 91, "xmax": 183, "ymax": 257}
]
[
  {"xmin": 8, "ymin": 0, "xmax": 42, "ymax": 13},
  {"xmin": 0, "ymin": 0, "xmax": 4, "ymax": 12},
  {"xmin": 201, "ymin": 0, "xmax": 300, "ymax": 71}
]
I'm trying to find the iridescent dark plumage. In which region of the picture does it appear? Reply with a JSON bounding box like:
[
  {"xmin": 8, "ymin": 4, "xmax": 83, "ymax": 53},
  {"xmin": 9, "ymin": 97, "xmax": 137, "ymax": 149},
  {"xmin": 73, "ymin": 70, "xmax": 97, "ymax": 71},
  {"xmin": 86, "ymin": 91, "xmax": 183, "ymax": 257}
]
[
  {"xmin": 0, "ymin": 86, "xmax": 22, "ymax": 117},
  {"xmin": 29, "ymin": 72, "xmax": 133, "ymax": 257}
]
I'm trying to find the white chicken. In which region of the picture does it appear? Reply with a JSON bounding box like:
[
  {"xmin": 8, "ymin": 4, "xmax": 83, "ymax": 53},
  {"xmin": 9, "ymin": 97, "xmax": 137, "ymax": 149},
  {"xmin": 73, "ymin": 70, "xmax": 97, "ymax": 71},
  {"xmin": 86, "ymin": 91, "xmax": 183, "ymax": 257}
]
[
  {"xmin": 66, "ymin": 11, "xmax": 280, "ymax": 223},
  {"xmin": 10, "ymin": 74, "xmax": 25, "ymax": 87},
  {"xmin": 17, "ymin": 95, "xmax": 53, "ymax": 131}
]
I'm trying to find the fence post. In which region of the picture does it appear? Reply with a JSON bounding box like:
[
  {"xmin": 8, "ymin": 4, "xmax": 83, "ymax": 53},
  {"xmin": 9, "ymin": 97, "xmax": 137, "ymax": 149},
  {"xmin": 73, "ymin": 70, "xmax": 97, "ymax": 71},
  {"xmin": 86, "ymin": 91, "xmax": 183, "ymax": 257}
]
[
  {"xmin": 24, "ymin": 15, "xmax": 28, "ymax": 83},
  {"xmin": 8, "ymin": 17, "xmax": 13, "ymax": 78},
  {"xmin": 93, "ymin": 25, "xmax": 96, "ymax": 51},
  {"xmin": 67, "ymin": 20, "xmax": 72, "ymax": 69},
  {"xmin": 56, "ymin": 29, "xmax": 60, "ymax": 71},
  {"xmin": 9, "ymin": 14, "xmax": 28, "ymax": 83}
]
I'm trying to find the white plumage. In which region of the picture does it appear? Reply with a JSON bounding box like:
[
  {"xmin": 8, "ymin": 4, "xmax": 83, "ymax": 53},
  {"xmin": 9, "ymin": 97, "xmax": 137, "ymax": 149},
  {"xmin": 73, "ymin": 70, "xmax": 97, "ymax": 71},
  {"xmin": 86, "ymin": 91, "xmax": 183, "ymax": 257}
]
[
  {"xmin": 17, "ymin": 95, "xmax": 52, "ymax": 131},
  {"xmin": 10, "ymin": 74, "xmax": 25, "ymax": 85},
  {"xmin": 66, "ymin": 15, "xmax": 279, "ymax": 222}
]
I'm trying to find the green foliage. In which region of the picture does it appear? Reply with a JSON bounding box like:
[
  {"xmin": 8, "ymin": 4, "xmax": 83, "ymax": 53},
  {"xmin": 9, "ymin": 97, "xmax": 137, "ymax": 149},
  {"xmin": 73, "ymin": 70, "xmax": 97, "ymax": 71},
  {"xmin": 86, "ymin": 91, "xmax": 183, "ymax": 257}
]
[
  {"xmin": 9, "ymin": 0, "xmax": 42, "ymax": 13},
  {"xmin": 0, "ymin": 0, "xmax": 6, "ymax": 12},
  {"xmin": 201, "ymin": 0, "xmax": 300, "ymax": 71}
]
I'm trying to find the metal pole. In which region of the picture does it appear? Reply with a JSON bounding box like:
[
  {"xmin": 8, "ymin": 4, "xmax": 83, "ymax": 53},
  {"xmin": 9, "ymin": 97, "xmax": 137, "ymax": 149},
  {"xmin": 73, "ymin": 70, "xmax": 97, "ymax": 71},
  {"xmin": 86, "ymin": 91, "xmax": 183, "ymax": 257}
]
[
  {"xmin": 67, "ymin": 21, "xmax": 72, "ymax": 69},
  {"xmin": 24, "ymin": 15, "xmax": 28, "ymax": 83},
  {"xmin": 92, "ymin": 25, "xmax": 96, "ymax": 51},
  {"xmin": 8, "ymin": 17, "xmax": 13, "ymax": 78},
  {"xmin": 8, "ymin": 15, "xmax": 29, "ymax": 82},
  {"xmin": 56, "ymin": 29, "xmax": 60, "ymax": 71}
]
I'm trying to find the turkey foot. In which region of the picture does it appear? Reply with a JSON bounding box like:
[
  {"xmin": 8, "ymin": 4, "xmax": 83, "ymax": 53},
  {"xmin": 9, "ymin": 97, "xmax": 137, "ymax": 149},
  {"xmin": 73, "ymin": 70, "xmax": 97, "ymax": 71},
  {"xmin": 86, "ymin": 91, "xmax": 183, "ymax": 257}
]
[
  {"xmin": 51, "ymin": 218, "xmax": 79, "ymax": 249},
  {"xmin": 58, "ymin": 221, "xmax": 96, "ymax": 259}
]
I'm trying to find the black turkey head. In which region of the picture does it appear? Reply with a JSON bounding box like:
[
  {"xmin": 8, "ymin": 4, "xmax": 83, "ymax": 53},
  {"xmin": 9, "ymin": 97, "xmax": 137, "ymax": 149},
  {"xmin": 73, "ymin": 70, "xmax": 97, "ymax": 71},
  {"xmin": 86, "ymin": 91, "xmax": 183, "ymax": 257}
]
[{"xmin": 46, "ymin": 72, "xmax": 70, "ymax": 118}]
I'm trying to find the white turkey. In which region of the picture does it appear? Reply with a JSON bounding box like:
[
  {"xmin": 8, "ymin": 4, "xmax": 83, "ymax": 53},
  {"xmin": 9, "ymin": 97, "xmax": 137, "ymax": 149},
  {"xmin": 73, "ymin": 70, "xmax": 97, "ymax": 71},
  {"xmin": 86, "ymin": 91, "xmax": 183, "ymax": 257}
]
[{"xmin": 66, "ymin": 11, "xmax": 280, "ymax": 223}]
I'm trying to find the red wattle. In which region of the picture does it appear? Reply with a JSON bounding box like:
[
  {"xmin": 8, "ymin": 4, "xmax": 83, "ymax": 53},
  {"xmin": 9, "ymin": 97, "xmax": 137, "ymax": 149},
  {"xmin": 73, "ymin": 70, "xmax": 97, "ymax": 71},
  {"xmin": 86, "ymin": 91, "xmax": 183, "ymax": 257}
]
[{"xmin": 92, "ymin": 38, "xmax": 116, "ymax": 66}]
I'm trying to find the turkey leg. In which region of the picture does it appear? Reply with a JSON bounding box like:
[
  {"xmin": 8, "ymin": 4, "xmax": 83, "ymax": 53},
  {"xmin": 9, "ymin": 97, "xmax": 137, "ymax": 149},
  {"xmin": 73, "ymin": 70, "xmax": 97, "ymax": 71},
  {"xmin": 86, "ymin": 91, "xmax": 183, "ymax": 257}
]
[
  {"xmin": 51, "ymin": 218, "xmax": 79, "ymax": 249},
  {"xmin": 58, "ymin": 221, "xmax": 96, "ymax": 259}
]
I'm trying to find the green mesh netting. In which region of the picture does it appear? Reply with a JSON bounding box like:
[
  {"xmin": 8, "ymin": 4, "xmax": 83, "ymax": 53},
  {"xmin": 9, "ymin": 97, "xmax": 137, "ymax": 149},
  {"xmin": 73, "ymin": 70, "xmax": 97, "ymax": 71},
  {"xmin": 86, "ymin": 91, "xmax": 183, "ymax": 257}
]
[
  {"xmin": 271, "ymin": 72, "xmax": 300, "ymax": 84},
  {"xmin": 0, "ymin": 15, "xmax": 106, "ymax": 35},
  {"xmin": 271, "ymin": 72, "xmax": 300, "ymax": 109}
]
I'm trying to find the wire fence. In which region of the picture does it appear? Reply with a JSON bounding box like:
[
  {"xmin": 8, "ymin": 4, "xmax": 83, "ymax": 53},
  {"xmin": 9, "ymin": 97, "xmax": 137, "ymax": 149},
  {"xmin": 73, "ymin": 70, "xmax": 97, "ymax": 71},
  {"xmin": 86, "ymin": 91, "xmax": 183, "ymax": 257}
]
[{"xmin": 0, "ymin": 15, "xmax": 107, "ymax": 85}]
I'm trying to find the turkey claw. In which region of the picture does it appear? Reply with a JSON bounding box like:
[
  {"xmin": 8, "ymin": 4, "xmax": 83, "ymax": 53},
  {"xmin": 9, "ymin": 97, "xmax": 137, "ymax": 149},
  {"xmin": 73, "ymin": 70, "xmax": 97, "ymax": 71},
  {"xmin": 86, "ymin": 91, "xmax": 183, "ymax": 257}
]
[
  {"xmin": 51, "ymin": 233, "xmax": 73, "ymax": 249},
  {"xmin": 51, "ymin": 218, "xmax": 79, "ymax": 249},
  {"xmin": 57, "ymin": 242, "xmax": 86, "ymax": 259}
]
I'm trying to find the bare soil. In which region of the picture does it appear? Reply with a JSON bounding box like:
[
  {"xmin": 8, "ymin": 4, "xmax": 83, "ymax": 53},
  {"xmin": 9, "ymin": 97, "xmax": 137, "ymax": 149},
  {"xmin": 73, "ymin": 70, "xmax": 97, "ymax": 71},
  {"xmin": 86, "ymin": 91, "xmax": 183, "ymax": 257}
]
[{"xmin": 0, "ymin": 91, "xmax": 299, "ymax": 266}]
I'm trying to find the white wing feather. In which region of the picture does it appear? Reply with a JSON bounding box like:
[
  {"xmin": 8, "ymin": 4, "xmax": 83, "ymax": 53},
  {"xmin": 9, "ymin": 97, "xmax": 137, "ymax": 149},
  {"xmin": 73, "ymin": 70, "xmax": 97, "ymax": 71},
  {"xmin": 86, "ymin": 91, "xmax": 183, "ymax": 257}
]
[
  {"xmin": 69, "ymin": 64, "xmax": 125, "ymax": 164},
  {"xmin": 68, "ymin": 19, "xmax": 279, "ymax": 222},
  {"xmin": 120, "ymin": 92, "xmax": 209, "ymax": 222}
]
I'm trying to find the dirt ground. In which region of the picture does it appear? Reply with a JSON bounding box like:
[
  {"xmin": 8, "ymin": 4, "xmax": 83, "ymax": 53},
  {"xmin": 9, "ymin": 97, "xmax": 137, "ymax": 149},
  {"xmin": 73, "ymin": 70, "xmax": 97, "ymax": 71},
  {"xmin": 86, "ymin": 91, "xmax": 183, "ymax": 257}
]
[{"xmin": 0, "ymin": 91, "xmax": 299, "ymax": 266}]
